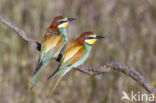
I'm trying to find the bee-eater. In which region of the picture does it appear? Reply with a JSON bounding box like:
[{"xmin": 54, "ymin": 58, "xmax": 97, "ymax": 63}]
[
  {"xmin": 47, "ymin": 32, "xmax": 104, "ymax": 95},
  {"xmin": 31, "ymin": 16, "xmax": 76, "ymax": 88}
]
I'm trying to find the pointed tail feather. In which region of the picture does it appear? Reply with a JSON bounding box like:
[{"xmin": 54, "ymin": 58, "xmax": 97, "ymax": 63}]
[
  {"xmin": 33, "ymin": 51, "xmax": 46, "ymax": 75},
  {"xmin": 48, "ymin": 64, "xmax": 61, "ymax": 80},
  {"xmin": 34, "ymin": 61, "xmax": 43, "ymax": 75},
  {"xmin": 48, "ymin": 64, "xmax": 72, "ymax": 79},
  {"xmin": 31, "ymin": 68, "xmax": 43, "ymax": 88},
  {"xmin": 48, "ymin": 67, "xmax": 72, "ymax": 96},
  {"xmin": 48, "ymin": 68, "xmax": 59, "ymax": 80},
  {"xmin": 48, "ymin": 73, "xmax": 63, "ymax": 97},
  {"xmin": 31, "ymin": 60, "xmax": 50, "ymax": 87}
]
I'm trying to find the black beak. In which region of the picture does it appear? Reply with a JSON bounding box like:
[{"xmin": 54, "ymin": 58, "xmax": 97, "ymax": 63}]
[
  {"xmin": 95, "ymin": 35, "xmax": 105, "ymax": 39},
  {"xmin": 67, "ymin": 18, "xmax": 77, "ymax": 22}
]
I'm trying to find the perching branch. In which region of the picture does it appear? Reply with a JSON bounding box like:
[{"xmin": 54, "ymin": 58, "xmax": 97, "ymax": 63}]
[
  {"xmin": 78, "ymin": 63, "xmax": 156, "ymax": 94},
  {"xmin": 0, "ymin": 15, "xmax": 156, "ymax": 95},
  {"xmin": 0, "ymin": 16, "xmax": 41, "ymax": 51}
]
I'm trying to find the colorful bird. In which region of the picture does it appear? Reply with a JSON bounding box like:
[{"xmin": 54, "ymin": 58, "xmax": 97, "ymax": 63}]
[
  {"xmin": 31, "ymin": 16, "xmax": 76, "ymax": 88},
  {"xmin": 47, "ymin": 32, "xmax": 104, "ymax": 96}
]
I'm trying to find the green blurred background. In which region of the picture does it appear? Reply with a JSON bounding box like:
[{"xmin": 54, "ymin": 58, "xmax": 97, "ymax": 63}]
[{"xmin": 0, "ymin": 0, "xmax": 156, "ymax": 103}]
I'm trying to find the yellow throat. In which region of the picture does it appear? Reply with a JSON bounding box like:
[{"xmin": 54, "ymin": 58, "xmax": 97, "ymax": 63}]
[
  {"xmin": 58, "ymin": 22, "xmax": 69, "ymax": 28},
  {"xmin": 85, "ymin": 39, "xmax": 97, "ymax": 45}
]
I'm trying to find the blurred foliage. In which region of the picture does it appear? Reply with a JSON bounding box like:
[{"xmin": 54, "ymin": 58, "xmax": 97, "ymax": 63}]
[{"xmin": 0, "ymin": 0, "xmax": 156, "ymax": 103}]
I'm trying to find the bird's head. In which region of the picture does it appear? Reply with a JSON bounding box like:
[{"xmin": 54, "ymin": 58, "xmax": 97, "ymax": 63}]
[
  {"xmin": 76, "ymin": 32, "xmax": 105, "ymax": 45},
  {"xmin": 50, "ymin": 16, "xmax": 76, "ymax": 30}
]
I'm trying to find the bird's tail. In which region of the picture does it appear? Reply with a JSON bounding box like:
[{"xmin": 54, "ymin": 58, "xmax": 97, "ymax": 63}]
[
  {"xmin": 31, "ymin": 67, "xmax": 43, "ymax": 89},
  {"xmin": 48, "ymin": 67, "xmax": 72, "ymax": 96},
  {"xmin": 31, "ymin": 60, "xmax": 49, "ymax": 88}
]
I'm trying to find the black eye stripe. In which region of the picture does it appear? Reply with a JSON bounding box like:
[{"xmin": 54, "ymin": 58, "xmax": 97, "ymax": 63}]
[
  {"xmin": 57, "ymin": 21, "xmax": 67, "ymax": 25},
  {"xmin": 85, "ymin": 37, "xmax": 96, "ymax": 39}
]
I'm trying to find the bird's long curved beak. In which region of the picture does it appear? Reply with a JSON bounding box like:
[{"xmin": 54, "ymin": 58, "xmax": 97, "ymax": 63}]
[
  {"xmin": 67, "ymin": 18, "xmax": 77, "ymax": 22},
  {"xmin": 95, "ymin": 35, "xmax": 105, "ymax": 39}
]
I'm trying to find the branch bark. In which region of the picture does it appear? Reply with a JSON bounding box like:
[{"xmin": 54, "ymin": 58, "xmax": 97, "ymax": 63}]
[
  {"xmin": 0, "ymin": 15, "xmax": 156, "ymax": 96},
  {"xmin": 0, "ymin": 16, "xmax": 41, "ymax": 51}
]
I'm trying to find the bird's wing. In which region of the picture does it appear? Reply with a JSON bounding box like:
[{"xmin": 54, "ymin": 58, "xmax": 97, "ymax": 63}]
[
  {"xmin": 70, "ymin": 47, "xmax": 86, "ymax": 65},
  {"xmin": 48, "ymin": 44, "xmax": 86, "ymax": 79},
  {"xmin": 47, "ymin": 45, "xmax": 86, "ymax": 96},
  {"xmin": 60, "ymin": 41, "xmax": 77, "ymax": 56},
  {"xmin": 61, "ymin": 42, "xmax": 83, "ymax": 64},
  {"xmin": 53, "ymin": 37, "xmax": 65, "ymax": 57},
  {"xmin": 41, "ymin": 31, "xmax": 61, "ymax": 56}
]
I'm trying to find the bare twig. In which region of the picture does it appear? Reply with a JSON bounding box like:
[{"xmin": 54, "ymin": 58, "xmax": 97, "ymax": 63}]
[
  {"xmin": 0, "ymin": 16, "xmax": 41, "ymax": 51},
  {"xmin": 0, "ymin": 15, "xmax": 156, "ymax": 96},
  {"xmin": 78, "ymin": 63, "xmax": 156, "ymax": 94}
]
